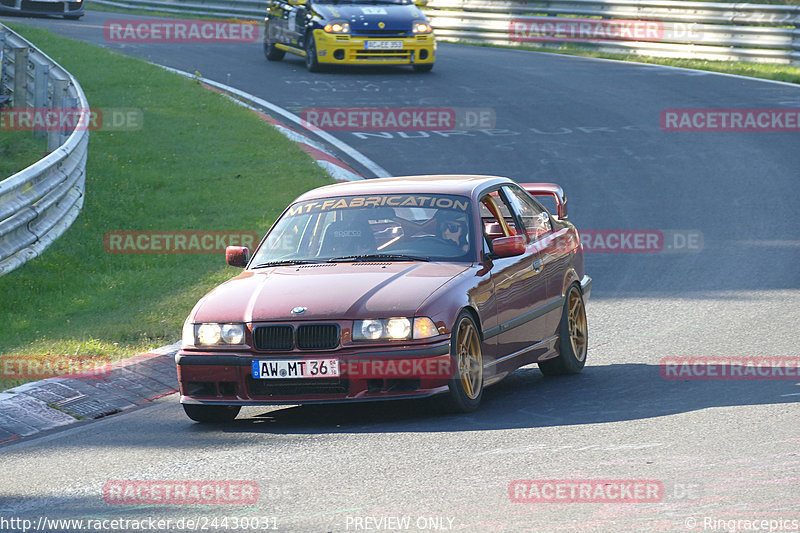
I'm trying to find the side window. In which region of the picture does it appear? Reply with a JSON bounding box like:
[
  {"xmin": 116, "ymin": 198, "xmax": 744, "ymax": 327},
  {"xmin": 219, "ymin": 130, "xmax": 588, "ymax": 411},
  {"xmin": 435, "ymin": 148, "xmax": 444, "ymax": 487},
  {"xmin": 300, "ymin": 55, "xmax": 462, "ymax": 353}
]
[
  {"xmin": 479, "ymin": 190, "xmax": 519, "ymax": 248},
  {"xmin": 501, "ymin": 185, "xmax": 552, "ymax": 243}
]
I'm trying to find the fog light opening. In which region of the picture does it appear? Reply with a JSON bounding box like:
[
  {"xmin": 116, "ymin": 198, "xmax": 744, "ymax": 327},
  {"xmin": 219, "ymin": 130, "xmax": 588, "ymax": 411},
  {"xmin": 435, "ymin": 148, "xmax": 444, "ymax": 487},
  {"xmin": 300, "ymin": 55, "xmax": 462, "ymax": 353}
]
[
  {"xmin": 334, "ymin": 49, "xmax": 345, "ymax": 60},
  {"xmin": 367, "ymin": 379, "xmax": 384, "ymax": 392},
  {"xmin": 419, "ymin": 49, "xmax": 428, "ymax": 60},
  {"xmin": 219, "ymin": 382, "xmax": 237, "ymax": 396},
  {"xmin": 186, "ymin": 381, "xmax": 217, "ymax": 397}
]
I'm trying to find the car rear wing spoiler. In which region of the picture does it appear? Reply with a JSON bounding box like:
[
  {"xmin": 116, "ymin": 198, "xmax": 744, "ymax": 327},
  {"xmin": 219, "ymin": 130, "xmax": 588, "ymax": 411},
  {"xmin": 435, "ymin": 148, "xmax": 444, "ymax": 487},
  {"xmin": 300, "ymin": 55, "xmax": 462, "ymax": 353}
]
[{"xmin": 520, "ymin": 183, "xmax": 567, "ymax": 220}]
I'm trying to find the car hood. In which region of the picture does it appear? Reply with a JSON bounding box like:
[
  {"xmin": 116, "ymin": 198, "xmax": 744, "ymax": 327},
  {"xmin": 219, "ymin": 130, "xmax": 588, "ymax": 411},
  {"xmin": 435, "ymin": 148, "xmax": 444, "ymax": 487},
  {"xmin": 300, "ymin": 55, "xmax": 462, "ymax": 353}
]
[
  {"xmin": 314, "ymin": 3, "xmax": 424, "ymax": 31},
  {"xmin": 190, "ymin": 262, "xmax": 469, "ymax": 323}
]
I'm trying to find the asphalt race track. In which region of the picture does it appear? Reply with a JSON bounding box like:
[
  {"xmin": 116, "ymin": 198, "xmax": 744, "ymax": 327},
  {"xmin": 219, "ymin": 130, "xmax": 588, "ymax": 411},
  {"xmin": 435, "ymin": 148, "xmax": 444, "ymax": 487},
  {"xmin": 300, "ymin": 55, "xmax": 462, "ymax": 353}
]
[{"xmin": 1, "ymin": 11, "xmax": 799, "ymax": 532}]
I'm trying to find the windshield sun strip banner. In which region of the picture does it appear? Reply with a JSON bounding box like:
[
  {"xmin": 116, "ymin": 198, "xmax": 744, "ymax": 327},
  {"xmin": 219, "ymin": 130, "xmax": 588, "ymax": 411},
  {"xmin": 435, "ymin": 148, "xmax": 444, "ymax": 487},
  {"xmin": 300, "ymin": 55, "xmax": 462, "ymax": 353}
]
[{"xmin": 287, "ymin": 194, "xmax": 471, "ymax": 216}]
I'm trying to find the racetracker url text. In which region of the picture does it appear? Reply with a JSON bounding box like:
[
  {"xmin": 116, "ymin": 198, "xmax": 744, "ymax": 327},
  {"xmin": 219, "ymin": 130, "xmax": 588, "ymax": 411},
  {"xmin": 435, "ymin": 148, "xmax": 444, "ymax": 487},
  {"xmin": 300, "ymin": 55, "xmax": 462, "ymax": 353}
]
[{"xmin": 0, "ymin": 516, "xmax": 278, "ymax": 532}]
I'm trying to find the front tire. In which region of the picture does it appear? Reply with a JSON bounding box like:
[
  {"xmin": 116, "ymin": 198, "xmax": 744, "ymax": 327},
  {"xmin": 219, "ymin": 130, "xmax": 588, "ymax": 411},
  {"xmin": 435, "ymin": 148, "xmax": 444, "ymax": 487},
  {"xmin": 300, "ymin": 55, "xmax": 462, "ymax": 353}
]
[
  {"xmin": 264, "ymin": 36, "xmax": 285, "ymax": 61},
  {"xmin": 305, "ymin": 33, "xmax": 321, "ymax": 72},
  {"xmin": 538, "ymin": 283, "xmax": 587, "ymax": 376},
  {"xmin": 442, "ymin": 311, "xmax": 483, "ymax": 412},
  {"xmin": 183, "ymin": 404, "xmax": 241, "ymax": 423}
]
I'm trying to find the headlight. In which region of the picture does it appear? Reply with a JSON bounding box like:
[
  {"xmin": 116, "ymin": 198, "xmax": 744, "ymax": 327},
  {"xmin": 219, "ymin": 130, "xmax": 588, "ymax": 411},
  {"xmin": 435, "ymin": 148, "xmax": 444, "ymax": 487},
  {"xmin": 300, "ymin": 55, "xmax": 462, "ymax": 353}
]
[
  {"xmin": 221, "ymin": 324, "xmax": 245, "ymax": 345},
  {"xmin": 412, "ymin": 22, "xmax": 432, "ymax": 34},
  {"xmin": 191, "ymin": 323, "xmax": 246, "ymax": 346},
  {"xmin": 353, "ymin": 317, "xmax": 436, "ymax": 341},
  {"xmin": 324, "ymin": 22, "xmax": 350, "ymax": 34}
]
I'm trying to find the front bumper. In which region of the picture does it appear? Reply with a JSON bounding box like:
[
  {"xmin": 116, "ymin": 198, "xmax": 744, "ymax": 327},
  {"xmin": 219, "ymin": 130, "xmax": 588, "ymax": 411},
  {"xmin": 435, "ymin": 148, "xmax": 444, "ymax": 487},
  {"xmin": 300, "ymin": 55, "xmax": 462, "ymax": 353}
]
[
  {"xmin": 176, "ymin": 341, "xmax": 453, "ymax": 406},
  {"xmin": 313, "ymin": 30, "xmax": 435, "ymax": 66},
  {"xmin": 581, "ymin": 275, "xmax": 592, "ymax": 301},
  {"xmin": 0, "ymin": 0, "xmax": 84, "ymax": 17}
]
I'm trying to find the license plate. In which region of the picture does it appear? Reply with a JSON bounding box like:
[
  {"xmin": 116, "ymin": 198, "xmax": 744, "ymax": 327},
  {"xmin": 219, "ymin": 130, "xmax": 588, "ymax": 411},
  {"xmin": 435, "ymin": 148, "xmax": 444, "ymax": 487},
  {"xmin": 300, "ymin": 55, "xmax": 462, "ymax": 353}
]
[
  {"xmin": 365, "ymin": 40, "xmax": 403, "ymax": 50},
  {"xmin": 252, "ymin": 359, "xmax": 340, "ymax": 379}
]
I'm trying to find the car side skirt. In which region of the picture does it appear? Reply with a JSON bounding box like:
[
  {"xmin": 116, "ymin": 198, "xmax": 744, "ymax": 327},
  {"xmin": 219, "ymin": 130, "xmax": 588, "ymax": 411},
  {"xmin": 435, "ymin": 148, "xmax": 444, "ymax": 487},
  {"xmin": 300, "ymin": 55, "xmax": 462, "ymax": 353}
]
[
  {"xmin": 275, "ymin": 43, "xmax": 306, "ymax": 56},
  {"xmin": 483, "ymin": 297, "xmax": 564, "ymax": 340}
]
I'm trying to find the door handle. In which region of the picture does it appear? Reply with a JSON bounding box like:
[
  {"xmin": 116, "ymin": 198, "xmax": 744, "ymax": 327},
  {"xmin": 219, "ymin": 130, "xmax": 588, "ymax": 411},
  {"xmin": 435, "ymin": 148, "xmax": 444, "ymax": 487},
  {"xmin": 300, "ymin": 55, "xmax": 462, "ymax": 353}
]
[{"xmin": 532, "ymin": 259, "xmax": 542, "ymax": 274}]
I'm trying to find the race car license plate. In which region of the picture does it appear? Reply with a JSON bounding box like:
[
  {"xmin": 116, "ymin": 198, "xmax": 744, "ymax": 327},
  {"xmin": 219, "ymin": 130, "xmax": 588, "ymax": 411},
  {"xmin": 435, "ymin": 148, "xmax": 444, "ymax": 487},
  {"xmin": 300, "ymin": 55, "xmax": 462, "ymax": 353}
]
[
  {"xmin": 252, "ymin": 359, "xmax": 340, "ymax": 379},
  {"xmin": 365, "ymin": 40, "xmax": 403, "ymax": 50}
]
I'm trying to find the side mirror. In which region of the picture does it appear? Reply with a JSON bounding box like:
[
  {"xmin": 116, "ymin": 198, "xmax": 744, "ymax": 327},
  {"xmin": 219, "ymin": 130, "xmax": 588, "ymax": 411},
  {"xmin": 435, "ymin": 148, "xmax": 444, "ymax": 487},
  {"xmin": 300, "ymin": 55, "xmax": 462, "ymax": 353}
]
[
  {"xmin": 226, "ymin": 246, "xmax": 250, "ymax": 268},
  {"xmin": 492, "ymin": 235, "xmax": 525, "ymax": 258},
  {"xmin": 414, "ymin": 0, "xmax": 428, "ymax": 6}
]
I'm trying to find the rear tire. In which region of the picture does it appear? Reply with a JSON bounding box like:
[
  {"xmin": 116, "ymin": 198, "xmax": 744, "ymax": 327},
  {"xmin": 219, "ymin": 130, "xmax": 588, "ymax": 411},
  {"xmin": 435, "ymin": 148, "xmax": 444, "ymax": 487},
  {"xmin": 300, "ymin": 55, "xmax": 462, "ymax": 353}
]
[
  {"xmin": 305, "ymin": 34, "xmax": 321, "ymax": 72},
  {"xmin": 183, "ymin": 404, "xmax": 241, "ymax": 423},
  {"xmin": 538, "ymin": 283, "xmax": 587, "ymax": 376},
  {"xmin": 441, "ymin": 311, "xmax": 483, "ymax": 413}
]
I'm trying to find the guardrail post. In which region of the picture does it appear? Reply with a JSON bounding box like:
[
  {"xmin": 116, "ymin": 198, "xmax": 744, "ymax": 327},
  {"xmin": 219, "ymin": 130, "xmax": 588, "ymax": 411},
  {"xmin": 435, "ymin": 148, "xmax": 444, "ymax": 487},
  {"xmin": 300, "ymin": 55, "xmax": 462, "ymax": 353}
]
[
  {"xmin": 61, "ymin": 95, "xmax": 78, "ymax": 147},
  {"xmin": 0, "ymin": 32, "xmax": 7, "ymax": 93},
  {"xmin": 48, "ymin": 74, "xmax": 68, "ymax": 152},
  {"xmin": 12, "ymin": 46, "xmax": 29, "ymax": 108},
  {"xmin": 792, "ymin": 28, "xmax": 800, "ymax": 67},
  {"xmin": 33, "ymin": 59, "xmax": 50, "ymax": 139}
]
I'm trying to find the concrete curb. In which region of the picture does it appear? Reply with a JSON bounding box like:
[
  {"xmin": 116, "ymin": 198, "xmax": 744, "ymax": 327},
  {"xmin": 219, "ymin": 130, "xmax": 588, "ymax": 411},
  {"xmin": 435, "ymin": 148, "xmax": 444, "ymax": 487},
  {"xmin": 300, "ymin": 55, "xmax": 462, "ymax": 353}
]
[
  {"xmin": 0, "ymin": 67, "xmax": 379, "ymax": 445},
  {"xmin": 0, "ymin": 343, "xmax": 180, "ymax": 444}
]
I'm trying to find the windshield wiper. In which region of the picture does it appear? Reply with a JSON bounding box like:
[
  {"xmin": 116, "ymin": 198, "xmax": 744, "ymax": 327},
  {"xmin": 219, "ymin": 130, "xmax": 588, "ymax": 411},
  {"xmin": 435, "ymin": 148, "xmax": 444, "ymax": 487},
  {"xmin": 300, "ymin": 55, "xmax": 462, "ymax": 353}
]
[
  {"xmin": 327, "ymin": 254, "xmax": 429, "ymax": 263},
  {"xmin": 252, "ymin": 259, "xmax": 321, "ymax": 268}
]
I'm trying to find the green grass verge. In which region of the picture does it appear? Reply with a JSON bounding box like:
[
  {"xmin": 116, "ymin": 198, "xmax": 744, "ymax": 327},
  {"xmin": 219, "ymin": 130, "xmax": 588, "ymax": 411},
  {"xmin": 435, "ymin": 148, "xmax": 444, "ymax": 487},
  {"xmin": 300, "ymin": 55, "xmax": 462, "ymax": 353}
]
[
  {"xmin": 459, "ymin": 41, "xmax": 800, "ymax": 85},
  {"xmin": 0, "ymin": 23, "xmax": 332, "ymax": 389},
  {"xmin": 0, "ymin": 130, "xmax": 48, "ymax": 179}
]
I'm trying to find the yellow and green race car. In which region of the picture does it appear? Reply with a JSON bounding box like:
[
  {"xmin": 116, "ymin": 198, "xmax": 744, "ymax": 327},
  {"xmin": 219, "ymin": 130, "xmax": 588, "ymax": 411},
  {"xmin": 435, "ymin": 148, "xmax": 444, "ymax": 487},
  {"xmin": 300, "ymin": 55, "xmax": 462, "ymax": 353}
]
[{"xmin": 264, "ymin": 0, "xmax": 435, "ymax": 72}]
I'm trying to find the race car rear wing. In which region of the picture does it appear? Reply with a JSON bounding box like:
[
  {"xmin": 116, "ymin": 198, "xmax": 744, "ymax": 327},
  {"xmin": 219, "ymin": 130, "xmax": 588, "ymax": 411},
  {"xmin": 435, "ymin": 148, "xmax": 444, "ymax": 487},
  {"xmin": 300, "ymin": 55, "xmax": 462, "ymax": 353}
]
[{"xmin": 520, "ymin": 183, "xmax": 567, "ymax": 220}]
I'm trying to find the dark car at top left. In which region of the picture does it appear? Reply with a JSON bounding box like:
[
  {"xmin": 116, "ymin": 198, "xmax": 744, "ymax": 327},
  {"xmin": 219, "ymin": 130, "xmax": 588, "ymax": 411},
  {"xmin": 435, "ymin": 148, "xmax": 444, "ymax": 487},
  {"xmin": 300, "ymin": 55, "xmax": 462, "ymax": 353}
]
[{"xmin": 0, "ymin": 0, "xmax": 84, "ymax": 19}]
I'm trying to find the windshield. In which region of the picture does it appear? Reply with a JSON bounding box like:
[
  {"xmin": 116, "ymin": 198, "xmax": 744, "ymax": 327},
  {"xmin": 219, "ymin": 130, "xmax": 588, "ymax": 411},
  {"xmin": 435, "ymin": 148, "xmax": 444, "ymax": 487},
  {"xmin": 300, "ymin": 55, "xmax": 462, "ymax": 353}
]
[{"xmin": 251, "ymin": 193, "xmax": 474, "ymax": 265}]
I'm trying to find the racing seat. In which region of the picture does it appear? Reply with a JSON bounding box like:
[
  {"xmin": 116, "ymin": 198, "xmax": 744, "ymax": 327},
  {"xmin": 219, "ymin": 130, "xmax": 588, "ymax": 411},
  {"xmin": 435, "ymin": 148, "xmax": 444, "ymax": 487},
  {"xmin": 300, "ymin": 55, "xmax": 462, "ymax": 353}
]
[{"xmin": 319, "ymin": 217, "xmax": 377, "ymax": 258}]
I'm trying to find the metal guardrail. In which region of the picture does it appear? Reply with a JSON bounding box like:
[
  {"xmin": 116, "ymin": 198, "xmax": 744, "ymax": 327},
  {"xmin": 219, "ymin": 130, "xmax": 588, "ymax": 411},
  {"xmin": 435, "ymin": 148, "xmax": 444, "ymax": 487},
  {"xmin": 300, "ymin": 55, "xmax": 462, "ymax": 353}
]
[
  {"xmin": 0, "ymin": 23, "xmax": 90, "ymax": 276},
  {"xmin": 92, "ymin": 0, "xmax": 800, "ymax": 64}
]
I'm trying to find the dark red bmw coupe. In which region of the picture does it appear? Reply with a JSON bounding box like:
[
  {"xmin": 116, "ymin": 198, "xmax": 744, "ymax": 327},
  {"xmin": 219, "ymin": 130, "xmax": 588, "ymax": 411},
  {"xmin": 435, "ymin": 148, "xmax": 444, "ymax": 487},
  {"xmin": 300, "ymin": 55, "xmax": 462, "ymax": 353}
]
[{"xmin": 177, "ymin": 175, "xmax": 591, "ymax": 422}]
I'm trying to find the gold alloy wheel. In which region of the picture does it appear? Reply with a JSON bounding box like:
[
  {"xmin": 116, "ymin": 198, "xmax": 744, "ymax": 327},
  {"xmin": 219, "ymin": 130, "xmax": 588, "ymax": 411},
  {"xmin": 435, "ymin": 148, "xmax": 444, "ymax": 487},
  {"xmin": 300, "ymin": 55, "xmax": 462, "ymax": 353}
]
[
  {"xmin": 567, "ymin": 288, "xmax": 588, "ymax": 362},
  {"xmin": 456, "ymin": 319, "xmax": 483, "ymax": 400}
]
